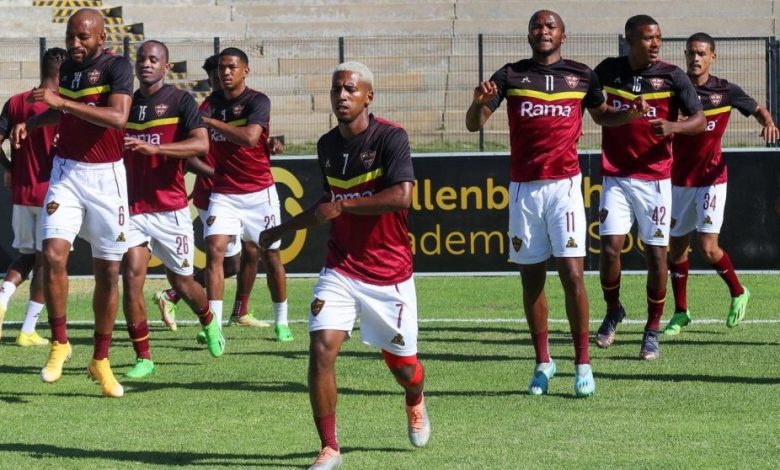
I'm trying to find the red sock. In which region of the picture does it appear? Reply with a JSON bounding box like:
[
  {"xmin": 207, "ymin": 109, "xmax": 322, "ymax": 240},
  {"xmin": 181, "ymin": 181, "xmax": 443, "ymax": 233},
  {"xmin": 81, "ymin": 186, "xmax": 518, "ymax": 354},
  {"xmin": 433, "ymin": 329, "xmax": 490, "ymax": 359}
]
[
  {"xmin": 601, "ymin": 275, "xmax": 621, "ymax": 311},
  {"xmin": 646, "ymin": 286, "xmax": 666, "ymax": 332},
  {"xmin": 127, "ymin": 321, "xmax": 151, "ymax": 360},
  {"xmin": 669, "ymin": 259, "xmax": 689, "ymax": 312},
  {"xmin": 712, "ymin": 252, "xmax": 744, "ymax": 297},
  {"xmin": 196, "ymin": 305, "xmax": 214, "ymax": 326},
  {"xmin": 232, "ymin": 294, "xmax": 249, "ymax": 317},
  {"xmin": 314, "ymin": 413, "xmax": 339, "ymax": 451},
  {"xmin": 531, "ymin": 330, "xmax": 550, "ymax": 364},
  {"xmin": 49, "ymin": 315, "xmax": 68, "ymax": 344},
  {"xmin": 93, "ymin": 333, "xmax": 112, "ymax": 360},
  {"xmin": 572, "ymin": 332, "xmax": 590, "ymax": 364},
  {"xmin": 165, "ymin": 288, "xmax": 180, "ymax": 304}
]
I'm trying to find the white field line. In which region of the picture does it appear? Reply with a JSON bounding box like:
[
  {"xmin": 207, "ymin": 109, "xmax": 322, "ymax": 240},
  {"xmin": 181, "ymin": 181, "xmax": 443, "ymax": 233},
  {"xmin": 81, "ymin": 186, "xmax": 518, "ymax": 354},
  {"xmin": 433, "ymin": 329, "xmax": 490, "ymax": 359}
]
[{"xmin": 4, "ymin": 318, "xmax": 780, "ymax": 326}]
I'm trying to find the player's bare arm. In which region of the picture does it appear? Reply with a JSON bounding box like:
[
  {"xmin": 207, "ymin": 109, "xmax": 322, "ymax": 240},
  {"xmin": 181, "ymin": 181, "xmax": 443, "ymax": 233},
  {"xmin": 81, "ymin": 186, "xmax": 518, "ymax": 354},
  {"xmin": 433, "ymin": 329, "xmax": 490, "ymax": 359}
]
[
  {"xmin": 124, "ymin": 127, "xmax": 208, "ymax": 159},
  {"xmin": 53, "ymin": 92, "xmax": 131, "ymax": 130},
  {"xmin": 751, "ymin": 105, "xmax": 780, "ymax": 143},
  {"xmin": 649, "ymin": 110, "xmax": 706, "ymax": 137},
  {"xmin": 589, "ymin": 96, "xmax": 649, "ymax": 126},
  {"xmin": 0, "ymin": 139, "xmax": 11, "ymax": 171},
  {"xmin": 203, "ymin": 118, "xmax": 262, "ymax": 148},
  {"xmin": 11, "ymin": 108, "xmax": 61, "ymax": 148},
  {"xmin": 185, "ymin": 155, "xmax": 215, "ymax": 177},
  {"xmin": 337, "ymin": 181, "xmax": 413, "ymax": 216},
  {"xmin": 465, "ymin": 81, "xmax": 498, "ymax": 132},
  {"xmin": 258, "ymin": 193, "xmax": 333, "ymax": 249}
]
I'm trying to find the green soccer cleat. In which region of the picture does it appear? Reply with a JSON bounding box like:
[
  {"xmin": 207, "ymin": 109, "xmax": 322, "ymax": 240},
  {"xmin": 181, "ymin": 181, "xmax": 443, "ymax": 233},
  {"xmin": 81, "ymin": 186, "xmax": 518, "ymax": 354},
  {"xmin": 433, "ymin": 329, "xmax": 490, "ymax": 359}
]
[
  {"xmin": 727, "ymin": 287, "xmax": 750, "ymax": 328},
  {"xmin": 275, "ymin": 324, "xmax": 294, "ymax": 342},
  {"xmin": 203, "ymin": 320, "xmax": 225, "ymax": 357},
  {"xmin": 196, "ymin": 330, "xmax": 207, "ymax": 344},
  {"xmin": 664, "ymin": 310, "xmax": 692, "ymax": 336},
  {"xmin": 125, "ymin": 358, "xmax": 155, "ymax": 379}
]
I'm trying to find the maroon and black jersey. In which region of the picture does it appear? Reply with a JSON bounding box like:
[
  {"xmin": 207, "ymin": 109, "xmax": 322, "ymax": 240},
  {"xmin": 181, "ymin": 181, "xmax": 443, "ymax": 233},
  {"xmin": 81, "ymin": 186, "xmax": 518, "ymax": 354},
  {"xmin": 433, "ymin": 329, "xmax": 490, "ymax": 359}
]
[
  {"xmin": 124, "ymin": 84, "xmax": 204, "ymax": 214},
  {"xmin": 207, "ymin": 87, "xmax": 273, "ymax": 194},
  {"xmin": 595, "ymin": 57, "xmax": 702, "ymax": 180},
  {"xmin": 0, "ymin": 90, "xmax": 56, "ymax": 206},
  {"xmin": 673, "ymin": 75, "xmax": 757, "ymax": 187},
  {"xmin": 487, "ymin": 58, "xmax": 604, "ymax": 182},
  {"xmin": 191, "ymin": 98, "xmax": 216, "ymax": 211},
  {"xmin": 317, "ymin": 115, "xmax": 415, "ymax": 285},
  {"xmin": 57, "ymin": 50, "xmax": 133, "ymax": 163}
]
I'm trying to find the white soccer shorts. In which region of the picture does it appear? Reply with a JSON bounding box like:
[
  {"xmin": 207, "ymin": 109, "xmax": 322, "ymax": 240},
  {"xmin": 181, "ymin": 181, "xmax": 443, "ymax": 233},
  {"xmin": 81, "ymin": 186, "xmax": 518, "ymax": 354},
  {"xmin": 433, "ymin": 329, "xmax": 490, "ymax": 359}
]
[
  {"xmin": 309, "ymin": 268, "xmax": 419, "ymax": 356},
  {"xmin": 11, "ymin": 204, "xmax": 43, "ymax": 254},
  {"xmin": 204, "ymin": 186, "xmax": 282, "ymax": 250},
  {"xmin": 670, "ymin": 183, "xmax": 727, "ymax": 237},
  {"xmin": 41, "ymin": 156, "xmax": 129, "ymax": 261},
  {"xmin": 599, "ymin": 176, "xmax": 672, "ymax": 246},
  {"xmin": 198, "ymin": 208, "xmax": 241, "ymax": 258},
  {"xmin": 508, "ymin": 174, "xmax": 587, "ymax": 264},
  {"xmin": 126, "ymin": 208, "xmax": 196, "ymax": 275}
]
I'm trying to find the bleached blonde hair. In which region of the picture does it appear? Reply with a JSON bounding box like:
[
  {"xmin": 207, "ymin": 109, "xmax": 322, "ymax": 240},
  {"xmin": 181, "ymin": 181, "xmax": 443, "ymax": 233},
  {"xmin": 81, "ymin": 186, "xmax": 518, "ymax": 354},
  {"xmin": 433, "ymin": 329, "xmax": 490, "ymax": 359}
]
[{"xmin": 334, "ymin": 61, "xmax": 374, "ymax": 89}]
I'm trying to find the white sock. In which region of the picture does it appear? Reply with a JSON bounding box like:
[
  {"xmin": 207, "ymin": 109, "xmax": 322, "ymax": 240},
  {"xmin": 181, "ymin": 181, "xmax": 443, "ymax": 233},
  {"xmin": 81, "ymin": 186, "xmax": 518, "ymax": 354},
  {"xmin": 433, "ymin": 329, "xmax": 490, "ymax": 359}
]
[
  {"xmin": 273, "ymin": 300, "xmax": 288, "ymax": 326},
  {"xmin": 0, "ymin": 281, "xmax": 17, "ymax": 309},
  {"xmin": 21, "ymin": 301, "xmax": 45, "ymax": 334},
  {"xmin": 209, "ymin": 300, "xmax": 223, "ymax": 328}
]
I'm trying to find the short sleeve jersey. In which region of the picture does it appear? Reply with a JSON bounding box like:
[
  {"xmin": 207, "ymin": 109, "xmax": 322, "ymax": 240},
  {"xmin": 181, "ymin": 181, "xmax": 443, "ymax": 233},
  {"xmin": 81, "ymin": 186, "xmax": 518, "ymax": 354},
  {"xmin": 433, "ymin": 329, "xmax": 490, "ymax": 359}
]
[
  {"xmin": 487, "ymin": 59, "xmax": 604, "ymax": 182},
  {"xmin": 207, "ymin": 88, "xmax": 273, "ymax": 194},
  {"xmin": 57, "ymin": 50, "xmax": 133, "ymax": 163},
  {"xmin": 672, "ymin": 75, "xmax": 757, "ymax": 187},
  {"xmin": 191, "ymin": 97, "xmax": 216, "ymax": 211},
  {"xmin": 595, "ymin": 57, "xmax": 702, "ymax": 180},
  {"xmin": 124, "ymin": 84, "xmax": 204, "ymax": 214},
  {"xmin": 317, "ymin": 115, "xmax": 415, "ymax": 285},
  {"xmin": 0, "ymin": 90, "xmax": 56, "ymax": 206}
]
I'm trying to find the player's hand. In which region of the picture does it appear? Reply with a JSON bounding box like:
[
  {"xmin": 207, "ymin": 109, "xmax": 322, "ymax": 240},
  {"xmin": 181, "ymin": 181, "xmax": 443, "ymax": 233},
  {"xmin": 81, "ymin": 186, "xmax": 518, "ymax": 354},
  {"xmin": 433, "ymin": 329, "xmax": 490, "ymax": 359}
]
[
  {"xmin": 315, "ymin": 201, "xmax": 343, "ymax": 223},
  {"xmin": 649, "ymin": 118, "xmax": 674, "ymax": 136},
  {"xmin": 268, "ymin": 136, "xmax": 285, "ymax": 155},
  {"xmin": 258, "ymin": 226, "xmax": 282, "ymax": 250},
  {"xmin": 472, "ymin": 81, "xmax": 498, "ymax": 105},
  {"xmin": 761, "ymin": 123, "xmax": 779, "ymax": 144},
  {"xmin": 626, "ymin": 96, "xmax": 649, "ymax": 119},
  {"xmin": 30, "ymin": 87, "xmax": 66, "ymax": 110},
  {"xmin": 3, "ymin": 169, "xmax": 11, "ymax": 189},
  {"xmin": 11, "ymin": 122, "xmax": 28, "ymax": 149},
  {"xmin": 124, "ymin": 136, "xmax": 159, "ymax": 155}
]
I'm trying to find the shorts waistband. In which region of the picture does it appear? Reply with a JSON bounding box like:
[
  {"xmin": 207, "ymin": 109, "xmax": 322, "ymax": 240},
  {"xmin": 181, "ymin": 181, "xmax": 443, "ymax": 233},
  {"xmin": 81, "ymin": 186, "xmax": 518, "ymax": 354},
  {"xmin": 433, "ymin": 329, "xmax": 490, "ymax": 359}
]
[{"xmin": 54, "ymin": 155, "xmax": 123, "ymax": 170}]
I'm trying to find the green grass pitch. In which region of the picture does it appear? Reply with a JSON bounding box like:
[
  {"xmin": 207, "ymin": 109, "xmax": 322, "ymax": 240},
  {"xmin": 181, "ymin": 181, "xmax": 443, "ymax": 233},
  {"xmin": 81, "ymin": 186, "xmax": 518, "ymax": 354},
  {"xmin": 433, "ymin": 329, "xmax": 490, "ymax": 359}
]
[{"xmin": 0, "ymin": 274, "xmax": 778, "ymax": 468}]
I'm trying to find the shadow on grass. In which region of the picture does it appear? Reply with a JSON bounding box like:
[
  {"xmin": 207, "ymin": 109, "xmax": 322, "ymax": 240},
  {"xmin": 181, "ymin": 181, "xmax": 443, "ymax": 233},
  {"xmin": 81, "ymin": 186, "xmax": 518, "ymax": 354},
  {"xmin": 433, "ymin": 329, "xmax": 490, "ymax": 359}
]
[{"xmin": 597, "ymin": 371, "xmax": 780, "ymax": 385}]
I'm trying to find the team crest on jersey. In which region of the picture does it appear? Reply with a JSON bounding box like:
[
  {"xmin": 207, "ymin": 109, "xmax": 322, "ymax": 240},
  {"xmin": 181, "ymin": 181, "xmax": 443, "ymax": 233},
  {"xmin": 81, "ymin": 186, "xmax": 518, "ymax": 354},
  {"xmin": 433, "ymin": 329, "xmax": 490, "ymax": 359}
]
[
  {"xmin": 155, "ymin": 104, "xmax": 169, "ymax": 116},
  {"xmin": 511, "ymin": 236, "xmax": 522, "ymax": 252},
  {"xmin": 206, "ymin": 216, "xmax": 216, "ymax": 226},
  {"xmin": 670, "ymin": 218, "xmax": 677, "ymax": 229},
  {"xmin": 566, "ymin": 237, "xmax": 578, "ymax": 248},
  {"xmin": 232, "ymin": 104, "xmax": 244, "ymax": 116},
  {"xmin": 88, "ymin": 69, "xmax": 101, "ymax": 85},
  {"xmin": 391, "ymin": 334, "xmax": 406, "ymax": 346},
  {"xmin": 46, "ymin": 201, "xmax": 59, "ymax": 215},
  {"xmin": 649, "ymin": 78, "xmax": 664, "ymax": 90},
  {"xmin": 521, "ymin": 76, "xmax": 531, "ymax": 84},
  {"xmin": 599, "ymin": 208, "xmax": 609, "ymax": 223},
  {"xmin": 703, "ymin": 215, "xmax": 713, "ymax": 225},
  {"xmin": 564, "ymin": 75, "xmax": 580, "ymax": 89},
  {"xmin": 310, "ymin": 298, "xmax": 325, "ymax": 316},
  {"xmin": 359, "ymin": 151, "xmax": 376, "ymax": 169},
  {"xmin": 116, "ymin": 232, "xmax": 126, "ymax": 242},
  {"xmin": 710, "ymin": 93, "xmax": 723, "ymax": 106},
  {"xmin": 653, "ymin": 229, "xmax": 664, "ymax": 238}
]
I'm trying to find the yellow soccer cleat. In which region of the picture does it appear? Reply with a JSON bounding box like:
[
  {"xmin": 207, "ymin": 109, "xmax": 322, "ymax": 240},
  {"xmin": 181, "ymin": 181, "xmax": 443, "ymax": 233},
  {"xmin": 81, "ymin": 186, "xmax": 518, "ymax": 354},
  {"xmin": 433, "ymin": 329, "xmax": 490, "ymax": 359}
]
[
  {"xmin": 16, "ymin": 331, "xmax": 50, "ymax": 347},
  {"xmin": 40, "ymin": 341, "xmax": 72, "ymax": 383},
  {"xmin": 0, "ymin": 302, "xmax": 6, "ymax": 339},
  {"xmin": 87, "ymin": 358, "xmax": 125, "ymax": 398},
  {"xmin": 228, "ymin": 314, "xmax": 270, "ymax": 328}
]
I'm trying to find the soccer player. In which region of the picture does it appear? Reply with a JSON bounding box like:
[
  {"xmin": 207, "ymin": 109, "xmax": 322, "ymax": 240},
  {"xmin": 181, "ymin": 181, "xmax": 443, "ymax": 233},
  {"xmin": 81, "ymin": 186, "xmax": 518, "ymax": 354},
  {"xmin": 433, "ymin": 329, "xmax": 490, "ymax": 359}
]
[
  {"xmin": 594, "ymin": 15, "xmax": 706, "ymax": 360},
  {"xmin": 153, "ymin": 54, "xmax": 292, "ymax": 342},
  {"xmin": 663, "ymin": 32, "xmax": 778, "ymax": 335},
  {"xmin": 465, "ymin": 10, "xmax": 645, "ymax": 397},
  {"xmin": 201, "ymin": 47, "xmax": 290, "ymax": 341},
  {"xmin": 259, "ymin": 62, "xmax": 430, "ymax": 470},
  {"xmin": 11, "ymin": 8, "xmax": 133, "ymax": 397},
  {"xmin": 121, "ymin": 40, "xmax": 225, "ymax": 378},
  {"xmin": 0, "ymin": 47, "xmax": 66, "ymax": 346}
]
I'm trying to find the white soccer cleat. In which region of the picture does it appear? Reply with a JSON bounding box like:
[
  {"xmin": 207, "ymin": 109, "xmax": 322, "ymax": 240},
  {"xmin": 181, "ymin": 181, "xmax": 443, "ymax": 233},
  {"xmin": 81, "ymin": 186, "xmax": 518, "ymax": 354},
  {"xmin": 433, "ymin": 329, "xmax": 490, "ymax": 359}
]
[
  {"xmin": 406, "ymin": 395, "xmax": 431, "ymax": 448},
  {"xmin": 308, "ymin": 446, "xmax": 343, "ymax": 470}
]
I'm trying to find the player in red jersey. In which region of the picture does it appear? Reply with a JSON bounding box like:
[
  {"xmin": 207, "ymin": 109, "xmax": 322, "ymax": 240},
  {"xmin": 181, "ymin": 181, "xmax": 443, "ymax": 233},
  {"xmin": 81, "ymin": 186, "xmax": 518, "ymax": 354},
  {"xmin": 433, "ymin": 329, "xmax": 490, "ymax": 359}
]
[
  {"xmin": 259, "ymin": 62, "xmax": 429, "ymax": 470},
  {"xmin": 466, "ymin": 10, "xmax": 645, "ymax": 397},
  {"xmin": 663, "ymin": 32, "xmax": 778, "ymax": 335},
  {"xmin": 593, "ymin": 15, "xmax": 706, "ymax": 360},
  {"xmin": 12, "ymin": 8, "xmax": 133, "ymax": 397},
  {"xmin": 202, "ymin": 47, "xmax": 289, "ymax": 341},
  {"xmin": 120, "ymin": 40, "xmax": 224, "ymax": 379},
  {"xmin": 0, "ymin": 47, "xmax": 66, "ymax": 346}
]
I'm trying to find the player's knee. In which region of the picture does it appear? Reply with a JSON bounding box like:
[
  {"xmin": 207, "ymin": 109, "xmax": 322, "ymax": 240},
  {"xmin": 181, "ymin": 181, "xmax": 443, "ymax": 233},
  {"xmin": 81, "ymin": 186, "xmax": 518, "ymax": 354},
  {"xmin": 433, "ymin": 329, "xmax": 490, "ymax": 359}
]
[
  {"xmin": 559, "ymin": 267, "xmax": 584, "ymax": 292},
  {"xmin": 698, "ymin": 239, "xmax": 721, "ymax": 262},
  {"xmin": 43, "ymin": 245, "xmax": 67, "ymax": 269},
  {"xmin": 382, "ymin": 350, "xmax": 424, "ymax": 387},
  {"xmin": 601, "ymin": 241, "xmax": 622, "ymax": 261}
]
